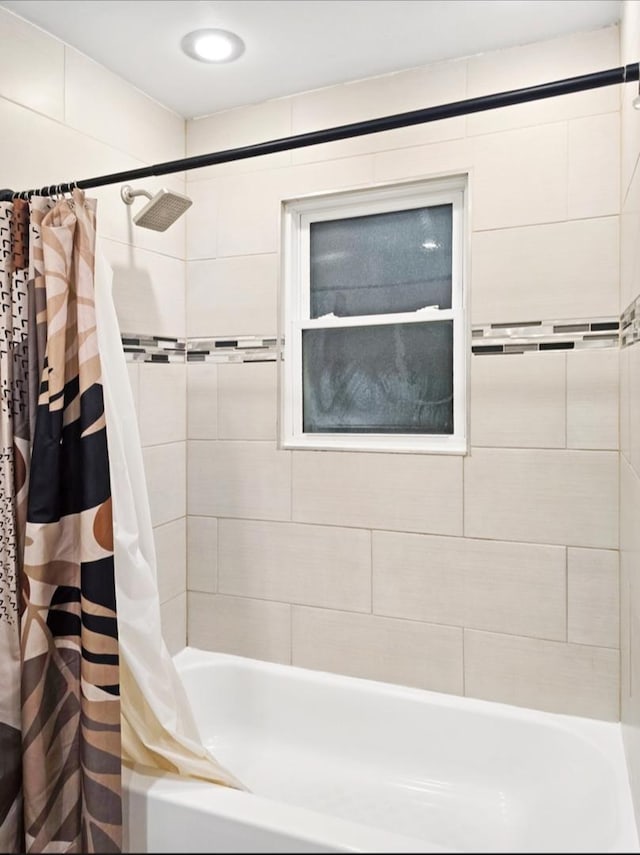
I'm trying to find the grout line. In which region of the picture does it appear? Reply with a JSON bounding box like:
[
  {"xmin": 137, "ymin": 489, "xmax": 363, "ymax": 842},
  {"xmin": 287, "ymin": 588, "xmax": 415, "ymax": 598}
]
[
  {"xmin": 565, "ymin": 119, "xmax": 570, "ymax": 220},
  {"xmin": 462, "ymin": 628, "xmax": 466, "ymax": 696},
  {"xmin": 214, "ymin": 516, "xmax": 219, "ymax": 594},
  {"xmin": 186, "ymin": 513, "xmax": 616, "ymax": 551},
  {"xmin": 461, "ymin": 451, "xmax": 466, "ymax": 537},
  {"xmin": 289, "ymin": 449, "xmax": 293, "ymax": 522},
  {"xmin": 471, "ymin": 212, "xmax": 619, "ymax": 235},
  {"xmin": 565, "ymin": 546, "xmax": 569, "ymax": 643},
  {"xmin": 370, "ymin": 530, "xmax": 374, "ymax": 614},
  {"xmin": 194, "ymin": 589, "xmax": 575, "ymax": 645},
  {"xmin": 564, "ymin": 351, "xmax": 568, "ymax": 449}
]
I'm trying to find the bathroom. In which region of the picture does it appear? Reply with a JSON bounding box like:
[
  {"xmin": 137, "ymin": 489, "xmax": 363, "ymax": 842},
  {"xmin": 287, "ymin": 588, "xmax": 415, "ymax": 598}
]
[{"xmin": 0, "ymin": 0, "xmax": 638, "ymax": 851}]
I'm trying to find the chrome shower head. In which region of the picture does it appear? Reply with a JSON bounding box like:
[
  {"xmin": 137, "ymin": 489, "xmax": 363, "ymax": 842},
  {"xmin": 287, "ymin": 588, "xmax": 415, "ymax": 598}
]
[{"xmin": 120, "ymin": 184, "xmax": 192, "ymax": 231}]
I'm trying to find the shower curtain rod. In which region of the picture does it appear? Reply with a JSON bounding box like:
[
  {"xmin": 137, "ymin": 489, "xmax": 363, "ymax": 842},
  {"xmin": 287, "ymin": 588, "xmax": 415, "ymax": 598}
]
[{"xmin": 4, "ymin": 61, "xmax": 640, "ymax": 199}]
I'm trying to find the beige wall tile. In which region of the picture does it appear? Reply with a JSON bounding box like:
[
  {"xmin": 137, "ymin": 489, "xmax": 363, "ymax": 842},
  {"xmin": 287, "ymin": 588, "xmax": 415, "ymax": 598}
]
[
  {"xmin": 0, "ymin": 99, "xmax": 182, "ymax": 264},
  {"xmin": 101, "ymin": 239, "xmax": 185, "ymax": 338},
  {"xmin": 622, "ymin": 90, "xmax": 640, "ymax": 207},
  {"xmin": 291, "ymin": 59, "xmax": 466, "ymax": 163},
  {"xmin": 187, "ymin": 364, "xmax": 217, "ymax": 440},
  {"xmin": 139, "ymin": 364, "xmax": 186, "ymax": 447},
  {"xmin": 566, "ymin": 349, "xmax": 619, "ymax": 451},
  {"xmin": 160, "ymin": 592, "xmax": 186, "ymax": 655},
  {"xmin": 630, "ymin": 344, "xmax": 640, "ymax": 477},
  {"xmin": 186, "ymin": 98, "xmax": 292, "ymax": 179},
  {"xmin": 218, "ymin": 519, "xmax": 371, "ymax": 611},
  {"xmin": 0, "ymin": 7, "xmax": 64, "ymax": 120},
  {"xmin": 188, "ymin": 441, "xmax": 291, "ymax": 520},
  {"xmin": 0, "ymin": 98, "xmax": 133, "ymax": 198},
  {"xmin": 568, "ymin": 113, "xmax": 620, "ymax": 219},
  {"xmin": 621, "ymin": 459, "xmax": 640, "ymax": 601},
  {"xmin": 621, "ymin": 347, "xmax": 631, "ymax": 464},
  {"xmin": 568, "ymin": 547, "xmax": 619, "ymax": 648},
  {"xmin": 470, "ymin": 351, "xmax": 565, "ymax": 448},
  {"xmin": 142, "ymin": 442, "xmax": 186, "ymax": 527},
  {"xmin": 210, "ymin": 157, "xmax": 375, "ymax": 258},
  {"xmin": 187, "ymin": 516, "xmax": 217, "ymax": 594},
  {"xmin": 471, "ymin": 217, "xmax": 619, "ymax": 324},
  {"xmin": 280, "ymin": 155, "xmax": 375, "ymax": 201},
  {"xmin": 187, "ymin": 255, "xmax": 278, "ymax": 338},
  {"xmin": 464, "ymin": 448, "xmax": 618, "ymax": 548},
  {"xmin": 621, "ymin": 456, "xmax": 640, "ymax": 814},
  {"xmin": 466, "ymin": 27, "xmax": 620, "ymax": 136},
  {"xmin": 127, "ymin": 362, "xmax": 140, "ymax": 418},
  {"xmin": 218, "ymin": 362, "xmax": 277, "ymax": 440},
  {"xmin": 65, "ymin": 47, "xmax": 184, "ymax": 164},
  {"xmin": 464, "ymin": 629, "xmax": 619, "ymax": 720},
  {"xmin": 292, "ymin": 606, "xmax": 463, "ymax": 694},
  {"xmin": 373, "ymin": 138, "xmax": 471, "ymax": 184},
  {"xmin": 188, "ymin": 593, "xmax": 291, "ymax": 663},
  {"xmin": 622, "ymin": 1, "xmax": 640, "ymax": 200},
  {"xmin": 185, "ymin": 179, "xmax": 217, "ymax": 260},
  {"xmin": 471, "ymin": 122, "xmax": 567, "ymax": 231},
  {"xmin": 292, "ymin": 450, "xmax": 462, "ymax": 535},
  {"xmin": 630, "ymin": 597, "xmax": 640, "ymax": 732},
  {"xmin": 621, "ymin": 159, "xmax": 640, "ymax": 312},
  {"xmin": 212, "ymin": 169, "xmax": 283, "ymax": 257},
  {"xmin": 373, "ymin": 531, "xmax": 565, "ymax": 640},
  {"xmin": 621, "ymin": 562, "xmax": 631, "ymax": 728},
  {"xmin": 154, "ymin": 518, "xmax": 187, "ymax": 604}
]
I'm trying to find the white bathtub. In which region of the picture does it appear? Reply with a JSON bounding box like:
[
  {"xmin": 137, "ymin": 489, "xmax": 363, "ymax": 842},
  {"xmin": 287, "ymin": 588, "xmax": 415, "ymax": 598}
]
[{"xmin": 122, "ymin": 647, "xmax": 639, "ymax": 853}]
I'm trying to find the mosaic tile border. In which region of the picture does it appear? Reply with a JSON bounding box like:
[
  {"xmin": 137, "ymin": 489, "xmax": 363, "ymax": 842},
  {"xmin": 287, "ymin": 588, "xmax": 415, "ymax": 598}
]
[
  {"xmin": 471, "ymin": 317, "xmax": 619, "ymax": 355},
  {"xmin": 121, "ymin": 317, "xmax": 623, "ymax": 364},
  {"xmin": 187, "ymin": 335, "xmax": 279, "ymax": 363},
  {"xmin": 122, "ymin": 334, "xmax": 186, "ymax": 363},
  {"xmin": 621, "ymin": 296, "xmax": 640, "ymax": 348}
]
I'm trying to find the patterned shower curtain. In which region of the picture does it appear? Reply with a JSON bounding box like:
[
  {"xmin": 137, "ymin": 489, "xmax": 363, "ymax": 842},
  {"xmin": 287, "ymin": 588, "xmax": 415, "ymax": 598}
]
[{"xmin": 0, "ymin": 190, "xmax": 122, "ymax": 853}]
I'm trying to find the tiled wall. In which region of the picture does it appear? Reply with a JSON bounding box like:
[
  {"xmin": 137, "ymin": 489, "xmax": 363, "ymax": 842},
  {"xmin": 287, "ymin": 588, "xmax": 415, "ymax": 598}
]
[
  {"xmin": 1, "ymin": 5, "xmax": 628, "ymax": 723},
  {"xmin": 620, "ymin": 0, "xmax": 640, "ymax": 828},
  {"xmin": 0, "ymin": 7, "xmax": 188, "ymax": 651},
  {"xmin": 185, "ymin": 26, "xmax": 622, "ymax": 719}
]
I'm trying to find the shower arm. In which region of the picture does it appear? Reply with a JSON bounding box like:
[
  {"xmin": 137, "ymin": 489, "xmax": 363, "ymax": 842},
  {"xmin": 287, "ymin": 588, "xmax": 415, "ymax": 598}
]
[
  {"xmin": 120, "ymin": 185, "xmax": 153, "ymax": 205},
  {"xmin": 5, "ymin": 61, "xmax": 640, "ymax": 199}
]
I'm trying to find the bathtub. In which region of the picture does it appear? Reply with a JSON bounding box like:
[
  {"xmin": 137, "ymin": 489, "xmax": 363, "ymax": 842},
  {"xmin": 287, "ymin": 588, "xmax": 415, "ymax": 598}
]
[{"xmin": 122, "ymin": 647, "xmax": 639, "ymax": 853}]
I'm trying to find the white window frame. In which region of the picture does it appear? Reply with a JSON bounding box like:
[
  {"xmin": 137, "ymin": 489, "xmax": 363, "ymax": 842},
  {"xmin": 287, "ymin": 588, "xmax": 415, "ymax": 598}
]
[{"xmin": 280, "ymin": 175, "xmax": 468, "ymax": 454}]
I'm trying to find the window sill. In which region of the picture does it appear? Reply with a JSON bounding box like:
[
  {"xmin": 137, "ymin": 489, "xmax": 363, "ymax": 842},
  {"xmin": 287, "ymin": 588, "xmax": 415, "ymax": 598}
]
[{"xmin": 281, "ymin": 435, "xmax": 468, "ymax": 455}]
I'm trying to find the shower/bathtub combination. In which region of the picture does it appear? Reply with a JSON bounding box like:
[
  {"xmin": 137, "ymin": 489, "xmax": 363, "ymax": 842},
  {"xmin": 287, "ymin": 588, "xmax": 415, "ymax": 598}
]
[
  {"xmin": 122, "ymin": 648, "xmax": 639, "ymax": 853},
  {"xmin": 3, "ymin": 2, "xmax": 640, "ymax": 853}
]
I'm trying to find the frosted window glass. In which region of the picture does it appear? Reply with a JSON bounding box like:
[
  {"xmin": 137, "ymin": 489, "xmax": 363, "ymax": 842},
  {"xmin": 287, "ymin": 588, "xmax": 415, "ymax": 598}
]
[
  {"xmin": 310, "ymin": 205, "xmax": 452, "ymax": 319},
  {"xmin": 302, "ymin": 321, "xmax": 453, "ymax": 434}
]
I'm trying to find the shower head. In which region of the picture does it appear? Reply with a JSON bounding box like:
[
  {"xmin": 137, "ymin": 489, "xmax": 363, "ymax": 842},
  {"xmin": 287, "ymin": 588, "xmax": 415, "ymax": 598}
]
[{"xmin": 120, "ymin": 184, "xmax": 192, "ymax": 231}]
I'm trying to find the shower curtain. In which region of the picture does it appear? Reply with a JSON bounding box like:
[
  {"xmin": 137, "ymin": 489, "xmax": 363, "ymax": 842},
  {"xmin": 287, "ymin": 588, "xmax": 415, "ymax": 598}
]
[
  {"xmin": 0, "ymin": 188, "xmax": 241, "ymax": 855},
  {"xmin": 0, "ymin": 190, "xmax": 122, "ymax": 853},
  {"xmin": 93, "ymin": 240, "xmax": 243, "ymax": 790}
]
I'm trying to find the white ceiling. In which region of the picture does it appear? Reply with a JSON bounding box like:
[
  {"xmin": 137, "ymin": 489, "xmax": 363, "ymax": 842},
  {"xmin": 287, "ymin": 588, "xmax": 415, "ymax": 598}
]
[{"xmin": 0, "ymin": 0, "xmax": 623, "ymax": 119}]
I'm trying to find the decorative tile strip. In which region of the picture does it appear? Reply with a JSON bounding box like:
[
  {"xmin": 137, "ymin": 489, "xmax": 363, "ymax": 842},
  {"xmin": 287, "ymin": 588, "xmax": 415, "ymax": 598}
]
[
  {"xmin": 121, "ymin": 316, "xmax": 624, "ymax": 363},
  {"xmin": 621, "ymin": 296, "xmax": 640, "ymax": 348},
  {"xmin": 471, "ymin": 317, "xmax": 619, "ymax": 355},
  {"xmin": 121, "ymin": 333, "xmax": 186, "ymax": 363},
  {"xmin": 186, "ymin": 336, "xmax": 280, "ymax": 363}
]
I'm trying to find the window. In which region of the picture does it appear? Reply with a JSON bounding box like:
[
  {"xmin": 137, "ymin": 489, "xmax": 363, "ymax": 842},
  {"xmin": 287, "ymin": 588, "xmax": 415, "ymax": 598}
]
[{"xmin": 281, "ymin": 176, "xmax": 467, "ymax": 453}]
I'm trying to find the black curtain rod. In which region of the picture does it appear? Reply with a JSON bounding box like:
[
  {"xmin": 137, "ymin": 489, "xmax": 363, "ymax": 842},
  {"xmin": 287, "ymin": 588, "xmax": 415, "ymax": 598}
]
[{"xmin": 4, "ymin": 62, "xmax": 640, "ymax": 199}]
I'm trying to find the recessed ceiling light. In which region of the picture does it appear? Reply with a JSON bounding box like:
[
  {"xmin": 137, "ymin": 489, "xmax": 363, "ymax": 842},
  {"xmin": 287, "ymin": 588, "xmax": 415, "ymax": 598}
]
[{"xmin": 181, "ymin": 29, "xmax": 245, "ymax": 63}]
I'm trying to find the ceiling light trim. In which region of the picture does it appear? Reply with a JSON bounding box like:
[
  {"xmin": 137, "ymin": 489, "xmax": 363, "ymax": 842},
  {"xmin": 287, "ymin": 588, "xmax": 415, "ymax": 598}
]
[{"xmin": 181, "ymin": 28, "xmax": 245, "ymax": 64}]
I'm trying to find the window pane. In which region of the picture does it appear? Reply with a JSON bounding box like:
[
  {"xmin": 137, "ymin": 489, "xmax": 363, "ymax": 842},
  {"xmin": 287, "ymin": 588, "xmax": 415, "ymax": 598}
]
[
  {"xmin": 302, "ymin": 321, "xmax": 453, "ymax": 434},
  {"xmin": 310, "ymin": 205, "xmax": 452, "ymax": 319}
]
